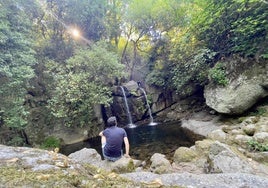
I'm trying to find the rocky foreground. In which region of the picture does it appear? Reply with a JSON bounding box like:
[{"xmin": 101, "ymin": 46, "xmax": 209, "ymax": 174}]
[
  {"xmin": 1, "ymin": 109, "xmax": 268, "ymax": 187},
  {"xmin": 0, "ymin": 144, "xmax": 268, "ymax": 188}
]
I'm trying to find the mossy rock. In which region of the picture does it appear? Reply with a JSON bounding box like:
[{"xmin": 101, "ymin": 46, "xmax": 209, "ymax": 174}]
[
  {"xmin": 111, "ymin": 157, "xmax": 135, "ymax": 173},
  {"xmin": 173, "ymin": 147, "xmax": 197, "ymax": 163}
]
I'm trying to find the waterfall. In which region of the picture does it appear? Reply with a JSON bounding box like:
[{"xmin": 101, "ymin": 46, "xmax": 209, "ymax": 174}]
[
  {"xmin": 120, "ymin": 86, "xmax": 136, "ymax": 128},
  {"xmin": 139, "ymin": 87, "xmax": 157, "ymax": 126}
]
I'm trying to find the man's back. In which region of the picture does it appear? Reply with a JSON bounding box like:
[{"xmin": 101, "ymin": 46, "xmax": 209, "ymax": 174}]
[{"xmin": 103, "ymin": 126, "xmax": 127, "ymax": 158}]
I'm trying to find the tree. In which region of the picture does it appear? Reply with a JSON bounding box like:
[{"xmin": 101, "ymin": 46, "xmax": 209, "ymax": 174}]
[
  {"xmin": 47, "ymin": 42, "xmax": 125, "ymax": 127},
  {"xmin": 34, "ymin": 0, "xmax": 75, "ymax": 62},
  {"xmin": 64, "ymin": 0, "xmax": 107, "ymax": 41},
  {"xmin": 0, "ymin": 0, "xmax": 37, "ymax": 140},
  {"xmin": 120, "ymin": 0, "xmax": 187, "ymax": 80}
]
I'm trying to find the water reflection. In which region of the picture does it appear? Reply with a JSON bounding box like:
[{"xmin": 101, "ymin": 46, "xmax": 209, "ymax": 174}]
[
  {"xmin": 125, "ymin": 121, "xmax": 204, "ymax": 161},
  {"xmin": 60, "ymin": 121, "xmax": 205, "ymax": 162}
]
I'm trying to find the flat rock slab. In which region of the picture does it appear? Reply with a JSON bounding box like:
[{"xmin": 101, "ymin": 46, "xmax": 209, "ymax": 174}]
[{"xmin": 121, "ymin": 172, "xmax": 268, "ymax": 188}]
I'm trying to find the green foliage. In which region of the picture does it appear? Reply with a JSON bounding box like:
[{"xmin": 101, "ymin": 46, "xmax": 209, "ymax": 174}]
[
  {"xmin": 3, "ymin": 102, "xmax": 29, "ymax": 129},
  {"xmin": 7, "ymin": 136, "xmax": 25, "ymax": 147},
  {"xmin": 146, "ymin": 69, "xmax": 169, "ymax": 88},
  {"xmin": 208, "ymin": 63, "xmax": 228, "ymax": 86},
  {"xmin": 247, "ymin": 139, "xmax": 268, "ymax": 152},
  {"xmin": 47, "ymin": 42, "xmax": 125, "ymax": 127},
  {"xmin": 171, "ymin": 48, "xmax": 216, "ymax": 95},
  {"xmin": 1, "ymin": 0, "xmax": 267, "ymax": 144},
  {"xmin": 145, "ymin": 40, "xmax": 172, "ymax": 89},
  {"xmin": 40, "ymin": 136, "xmax": 61, "ymax": 149},
  {"xmin": 193, "ymin": 0, "xmax": 268, "ymax": 58},
  {"xmin": 0, "ymin": 0, "xmax": 37, "ymax": 129},
  {"xmin": 230, "ymin": 0, "xmax": 268, "ymax": 57},
  {"xmin": 126, "ymin": 0, "xmax": 187, "ymax": 31},
  {"xmin": 248, "ymin": 107, "xmax": 267, "ymax": 117}
]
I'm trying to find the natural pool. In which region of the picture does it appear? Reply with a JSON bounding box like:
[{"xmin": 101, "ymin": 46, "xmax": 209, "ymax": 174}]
[{"xmin": 61, "ymin": 121, "xmax": 205, "ymax": 162}]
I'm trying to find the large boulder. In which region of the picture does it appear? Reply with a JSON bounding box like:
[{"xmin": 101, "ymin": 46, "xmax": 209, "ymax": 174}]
[
  {"xmin": 204, "ymin": 58, "xmax": 268, "ymax": 115},
  {"xmin": 206, "ymin": 141, "xmax": 254, "ymax": 174},
  {"xmin": 110, "ymin": 157, "xmax": 135, "ymax": 173},
  {"xmin": 150, "ymin": 153, "xmax": 172, "ymax": 174},
  {"xmin": 68, "ymin": 148, "xmax": 102, "ymax": 166},
  {"xmin": 68, "ymin": 148, "xmax": 140, "ymax": 173}
]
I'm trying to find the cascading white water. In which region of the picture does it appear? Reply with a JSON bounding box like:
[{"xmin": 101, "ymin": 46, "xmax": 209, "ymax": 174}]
[
  {"xmin": 120, "ymin": 86, "xmax": 136, "ymax": 128},
  {"xmin": 139, "ymin": 87, "xmax": 157, "ymax": 126}
]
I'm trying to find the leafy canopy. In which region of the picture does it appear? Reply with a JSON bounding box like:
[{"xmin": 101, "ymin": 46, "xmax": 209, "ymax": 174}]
[{"xmin": 47, "ymin": 42, "xmax": 125, "ymax": 127}]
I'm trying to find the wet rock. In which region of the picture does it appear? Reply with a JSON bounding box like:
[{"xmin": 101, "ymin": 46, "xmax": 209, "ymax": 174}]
[{"xmin": 122, "ymin": 80, "xmax": 139, "ymax": 93}]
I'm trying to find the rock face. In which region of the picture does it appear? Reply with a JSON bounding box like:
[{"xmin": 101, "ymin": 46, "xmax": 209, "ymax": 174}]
[
  {"xmin": 108, "ymin": 80, "xmax": 182, "ymax": 125},
  {"xmin": 204, "ymin": 58, "xmax": 268, "ymax": 115},
  {"xmin": 109, "ymin": 83, "xmax": 145, "ymax": 125},
  {"xmin": 207, "ymin": 141, "xmax": 253, "ymax": 173}
]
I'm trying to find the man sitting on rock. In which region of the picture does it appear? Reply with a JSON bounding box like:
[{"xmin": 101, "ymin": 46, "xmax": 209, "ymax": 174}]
[{"xmin": 99, "ymin": 116, "xmax": 130, "ymax": 161}]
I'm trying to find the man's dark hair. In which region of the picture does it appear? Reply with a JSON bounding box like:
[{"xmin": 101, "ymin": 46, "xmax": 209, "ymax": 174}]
[{"xmin": 107, "ymin": 116, "xmax": 117, "ymax": 127}]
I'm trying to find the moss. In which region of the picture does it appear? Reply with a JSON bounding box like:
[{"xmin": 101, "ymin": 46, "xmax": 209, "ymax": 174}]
[
  {"xmin": 0, "ymin": 167, "xmax": 90, "ymax": 187},
  {"xmin": 126, "ymin": 159, "xmax": 135, "ymax": 172}
]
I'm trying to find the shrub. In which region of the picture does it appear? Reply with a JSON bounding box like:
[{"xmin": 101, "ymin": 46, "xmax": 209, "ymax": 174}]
[
  {"xmin": 247, "ymin": 139, "xmax": 268, "ymax": 152},
  {"xmin": 41, "ymin": 136, "xmax": 61, "ymax": 149},
  {"xmin": 7, "ymin": 136, "xmax": 24, "ymax": 146},
  {"xmin": 208, "ymin": 63, "xmax": 228, "ymax": 86}
]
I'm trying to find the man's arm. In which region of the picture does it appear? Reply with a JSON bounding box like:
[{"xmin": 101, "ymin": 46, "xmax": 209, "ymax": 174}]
[
  {"xmin": 99, "ymin": 131, "xmax": 106, "ymax": 146},
  {"xmin": 123, "ymin": 137, "xmax": 130, "ymax": 157}
]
